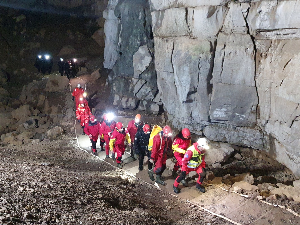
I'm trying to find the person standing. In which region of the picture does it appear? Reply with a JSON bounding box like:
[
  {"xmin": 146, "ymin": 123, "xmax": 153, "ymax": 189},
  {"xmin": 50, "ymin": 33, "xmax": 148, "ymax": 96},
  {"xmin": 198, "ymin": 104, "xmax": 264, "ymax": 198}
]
[
  {"xmin": 58, "ymin": 58, "xmax": 65, "ymax": 76},
  {"xmin": 171, "ymin": 128, "xmax": 192, "ymax": 185},
  {"xmin": 100, "ymin": 113, "xmax": 116, "ymax": 158},
  {"xmin": 127, "ymin": 114, "xmax": 143, "ymax": 159},
  {"xmin": 109, "ymin": 122, "xmax": 131, "ymax": 168},
  {"xmin": 72, "ymin": 84, "xmax": 84, "ymax": 109},
  {"xmin": 84, "ymin": 115, "xmax": 101, "ymax": 156},
  {"xmin": 173, "ymin": 137, "xmax": 209, "ymax": 194},
  {"xmin": 148, "ymin": 125, "xmax": 173, "ymax": 185},
  {"xmin": 134, "ymin": 124, "xmax": 151, "ymax": 171},
  {"xmin": 76, "ymin": 102, "xmax": 91, "ymax": 134}
]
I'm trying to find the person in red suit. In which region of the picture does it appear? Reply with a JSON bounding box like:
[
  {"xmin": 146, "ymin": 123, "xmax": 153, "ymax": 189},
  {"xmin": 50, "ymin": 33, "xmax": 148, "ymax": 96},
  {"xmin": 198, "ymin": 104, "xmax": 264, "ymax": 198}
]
[
  {"xmin": 148, "ymin": 125, "xmax": 173, "ymax": 185},
  {"xmin": 72, "ymin": 83, "xmax": 84, "ymax": 108},
  {"xmin": 76, "ymin": 102, "xmax": 91, "ymax": 134},
  {"xmin": 127, "ymin": 114, "xmax": 143, "ymax": 159},
  {"xmin": 109, "ymin": 122, "xmax": 131, "ymax": 168},
  {"xmin": 171, "ymin": 128, "xmax": 192, "ymax": 185},
  {"xmin": 84, "ymin": 115, "xmax": 101, "ymax": 155},
  {"xmin": 173, "ymin": 137, "xmax": 209, "ymax": 194},
  {"xmin": 99, "ymin": 113, "xmax": 116, "ymax": 158}
]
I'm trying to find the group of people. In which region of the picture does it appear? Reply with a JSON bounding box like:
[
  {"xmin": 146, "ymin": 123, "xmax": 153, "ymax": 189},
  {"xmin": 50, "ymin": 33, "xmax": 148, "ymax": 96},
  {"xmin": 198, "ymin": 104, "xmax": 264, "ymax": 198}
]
[
  {"xmin": 72, "ymin": 83, "xmax": 210, "ymax": 194},
  {"xmin": 58, "ymin": 58, "xmax": 78, "ymax": 79},
  {"xmin": 34, "ymin": 54, "xmax": 53, "ymax": 74}
]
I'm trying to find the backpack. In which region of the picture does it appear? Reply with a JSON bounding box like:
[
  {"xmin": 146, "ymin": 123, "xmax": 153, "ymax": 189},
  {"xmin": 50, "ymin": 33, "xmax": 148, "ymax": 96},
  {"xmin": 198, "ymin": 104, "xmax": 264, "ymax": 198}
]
[{"xmin": 148, "ymin": 125, "xmax": 162, "ymax": 151}]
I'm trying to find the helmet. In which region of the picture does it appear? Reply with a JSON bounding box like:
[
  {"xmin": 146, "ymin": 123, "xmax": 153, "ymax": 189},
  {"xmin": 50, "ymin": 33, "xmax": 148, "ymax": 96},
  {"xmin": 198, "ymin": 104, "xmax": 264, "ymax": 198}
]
[
  {"xmin": 77, "ymin": 83, "xmax": 81, "ymax": 88},
  {"xmin": 163, "ymin": 125, "xmax": 172, "ymax": 136},
  {"xmin": 182, "ymin": 128, "xmax": 191, "ymax": 139},
  {"xmin": 143, "ymin": 124, "xmax": 150, "ymax": 133},
  {"xmin": 135, "ymin": 114, "xmax": 141, "ymax": 123},
  {"xmin": 116, "ymin": 122, "xmax": 123, "ymax": 130},
  {"xmin": 90, "ymin": 115, "xmax": 96, "ymax": 122},
  {"xmin": 197, "ymin": 138, "xmax": 209, "ymax": 150}
]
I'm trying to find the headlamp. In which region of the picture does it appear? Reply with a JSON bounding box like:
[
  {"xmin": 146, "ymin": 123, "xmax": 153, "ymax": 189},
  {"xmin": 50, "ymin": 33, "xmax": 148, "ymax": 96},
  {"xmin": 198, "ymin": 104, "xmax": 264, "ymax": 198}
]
[
  {"xmin": 38, "ymin": 55, "xmax": 42, "ymax": 59},
  {"xmin": 106, "ymin": 113, "xmax": 115, "ymax": 122},
  {"xmin": 73, "ymin": 58, "xmax": 77, "ymax": 63},
  {"xmin": 83, "ymin": 92, "xmax": 87, "ymax": 98},
  {"xmin": 44, "ymin": 54, "xmax": 50, "ymax": 60},
  {"xmin": 60, "ymin": 58, "xmax": 64, "ymax": 61}
]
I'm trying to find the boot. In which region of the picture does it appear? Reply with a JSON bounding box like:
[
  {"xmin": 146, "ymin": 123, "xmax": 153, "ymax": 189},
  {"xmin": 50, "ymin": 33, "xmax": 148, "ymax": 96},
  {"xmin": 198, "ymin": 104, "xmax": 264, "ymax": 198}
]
[
  {"xmin": 93, "ymin": 151, "xmax": 98, "ymax": 156},
  {"xmin": 173, "ymin": 185, "xmax": 180, "ymax": 194},
  {"xmin": 111, "ymin": 153, "xmax": 115, "ymax": 161},
  {"xmin": 172, "ymin": 169, "xmax": 177, "ymax": 179},
  {"xmin": 117, "ymin": 163, "xmax": 123, "ymax": 169},
  {"xmin": 156, "ymin": 175, "xmax": 166, "ymax": 186},
  {"xmin": 92, "ymin": 149, "xmax": 97, "ymax": 156},
  {"xmin": 196, "ymin": 183, "xmax": 205, "ymax": 193},
  {"xmin": 106, "ymin": 155, "xmax": 109, "ymax": 159},
  {"xmin": 181, "ymin": 179, "xmax": 188, "ymax": 187},
  {"xmin": 148, "ymin": 169, "xmax": 155, "ymax": 181},
  {"xmin": 101, "ymin": 147, "xmax": 105, "ymax": 151}
]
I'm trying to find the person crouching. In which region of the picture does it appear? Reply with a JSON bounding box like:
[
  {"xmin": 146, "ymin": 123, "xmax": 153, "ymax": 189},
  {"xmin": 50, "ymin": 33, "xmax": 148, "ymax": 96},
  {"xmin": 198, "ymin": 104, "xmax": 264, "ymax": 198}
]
[{"xmin": 173, "ymin": 137, "xmax": 209, "ymax": 194}]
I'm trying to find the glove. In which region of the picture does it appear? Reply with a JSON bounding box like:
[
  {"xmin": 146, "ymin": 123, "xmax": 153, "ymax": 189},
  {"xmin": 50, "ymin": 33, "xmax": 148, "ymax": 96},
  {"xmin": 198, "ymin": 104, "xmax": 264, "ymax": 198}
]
[
  {"xmin": 149, "ymin": 158, "xmax": 154, "ymax": 164},
  {"xmin": 128, "ymin": 143, "xmax": 131, "ymax": 147},
  {"xmin": 89, "ymin": 134, "xmax": 92, "ymax": 139},
  {"xmin": 72, "ymin": 96, "xmax": 74, "ymax": 101}
]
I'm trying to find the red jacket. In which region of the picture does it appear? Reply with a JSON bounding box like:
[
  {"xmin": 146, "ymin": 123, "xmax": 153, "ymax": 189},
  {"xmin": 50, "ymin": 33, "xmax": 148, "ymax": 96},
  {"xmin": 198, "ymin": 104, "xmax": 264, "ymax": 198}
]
[
  {"xmin": 127, "ymin": 120, "xmax": 143, "ymax": 142},
  {"xmin": 76, "ymin": 104, "xmax": 91, "ymax": 127},
  {"xmin": 151, "ymin": 132, "xmax": 172, "ymax": 166},
  {"xmin": 109, "ymin": 129, "xmax": 131, "ymax": 151},
  {"xmin": 84, "ymin": 121, "xmax": 101, "ymax": 141},
  {"xmin": 172, "ymin": 136, "xmax": 191, "ymax": 154},
  {"xmin": 100, "ymin": 121, "xmax": 116, "ymax": 137},
  {"xmin": 72, "ymin": 87, "xmax": 84, "ymax": 106}
]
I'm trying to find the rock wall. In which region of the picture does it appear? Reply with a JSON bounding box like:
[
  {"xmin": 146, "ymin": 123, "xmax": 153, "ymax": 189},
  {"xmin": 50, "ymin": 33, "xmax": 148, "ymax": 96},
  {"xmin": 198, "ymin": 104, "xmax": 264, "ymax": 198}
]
[
  {"xmin": 103, "ymin": 0, "xmax": 160, "ymax": 114},
  {"xmin": 103, "ymin": 0, "xmax": 300, "ymax": 177}
]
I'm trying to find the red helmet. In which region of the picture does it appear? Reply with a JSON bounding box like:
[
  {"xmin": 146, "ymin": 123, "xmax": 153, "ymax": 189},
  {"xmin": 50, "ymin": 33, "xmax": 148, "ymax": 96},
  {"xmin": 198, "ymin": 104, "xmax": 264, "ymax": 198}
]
[
  {"xmin": 182, "ymin": 128, "xmax": 191, "ymax": 139},
  {"xmin": 143, "ymin": 124, "xmax": 150, "ymax": 133},
  {"xmin": 163, "ymin": 125, "xmax": 172, "ymax": 136},
  {"xmin": 116, "ymin": 122, "xmax": 123, "ymax": 130},
  {"xmin": 90, "ymin": 115, "xmax": 96, "ymax": 122}
]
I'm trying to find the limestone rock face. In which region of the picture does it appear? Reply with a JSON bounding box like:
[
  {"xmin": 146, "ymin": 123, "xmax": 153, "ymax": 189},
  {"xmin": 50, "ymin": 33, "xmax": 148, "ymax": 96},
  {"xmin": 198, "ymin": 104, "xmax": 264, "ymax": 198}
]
[
  {"xmin": 104, "ymin": 0, "xmax": 159, "ymax": 113},
  {"xmin": 104, "ymin": 0, "xmax": 300, "ymax": 177}
]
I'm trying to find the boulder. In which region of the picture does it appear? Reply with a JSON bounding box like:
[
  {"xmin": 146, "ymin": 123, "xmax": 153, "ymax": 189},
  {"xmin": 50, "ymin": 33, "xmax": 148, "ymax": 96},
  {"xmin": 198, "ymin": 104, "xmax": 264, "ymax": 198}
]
[
  {"xmin": 231, "ymin": 181, "xmax": 259, "ymax": 193},
  {"xmin": 46, "ymin": 126, "xmax": 63, "ymax": 139},
  {"xmin": 11, "ymin": 105, "xmax": 31, "ymax": 123},
  {"xmin": 45, "ymin": 75, "xmax": 69, "ymax": 92},
  {"xmin": 270, "ymin": 183, "xmax": 300, "ymax": 202},
  {"xmin": 205, "ymin": 142, "xmax": 235, "ymax": 166}
]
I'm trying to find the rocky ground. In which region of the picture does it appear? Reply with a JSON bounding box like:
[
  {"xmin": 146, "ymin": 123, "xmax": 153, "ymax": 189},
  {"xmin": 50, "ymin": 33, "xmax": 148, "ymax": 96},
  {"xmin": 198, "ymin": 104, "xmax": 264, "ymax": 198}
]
[{"xmin": 0, "ymin": 136, "xmax": 231, "ymax": 225}]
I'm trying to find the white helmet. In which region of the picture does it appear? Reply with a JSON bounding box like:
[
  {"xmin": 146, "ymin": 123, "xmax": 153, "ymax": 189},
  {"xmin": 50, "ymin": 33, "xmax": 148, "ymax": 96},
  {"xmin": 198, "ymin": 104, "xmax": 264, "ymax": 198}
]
[
  {"xmin": 77, "ymin": 83, "xmax": 81, "ymax": 88},
  {"xmin": 197, "ymin": 138, "xmax": 209, "ymax": 150}
]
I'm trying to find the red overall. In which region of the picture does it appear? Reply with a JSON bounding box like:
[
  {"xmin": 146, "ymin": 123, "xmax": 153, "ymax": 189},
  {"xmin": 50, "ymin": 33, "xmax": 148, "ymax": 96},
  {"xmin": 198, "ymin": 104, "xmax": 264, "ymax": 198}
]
[
  {"xmin": 100, "ymin": 120, "xmax": 116, "ymax": 155},
  {"xmin": 109, "ymin": 129, "xmax": 130, "ymax": 164},
  {"xmin": 172, "ymin": 137, "xmax": 191, "ymax": 172},
  {"xmin": 72, "ymin": 87, "xmax": 84, "ymax": 108},
  {"xmin": 84, "ymin": 121, "xmax": 101, "ymax": 153},
  {"xmin": 151, "ymin": 132, "xmax": 172, "ymax": 175},
  {"xmin": 76, "ymin": 104, "xmax": 91, "ymax": 127},
  {"xmin": 174, "ymin": 143, "xmax": 206, "ymax": 188}
]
